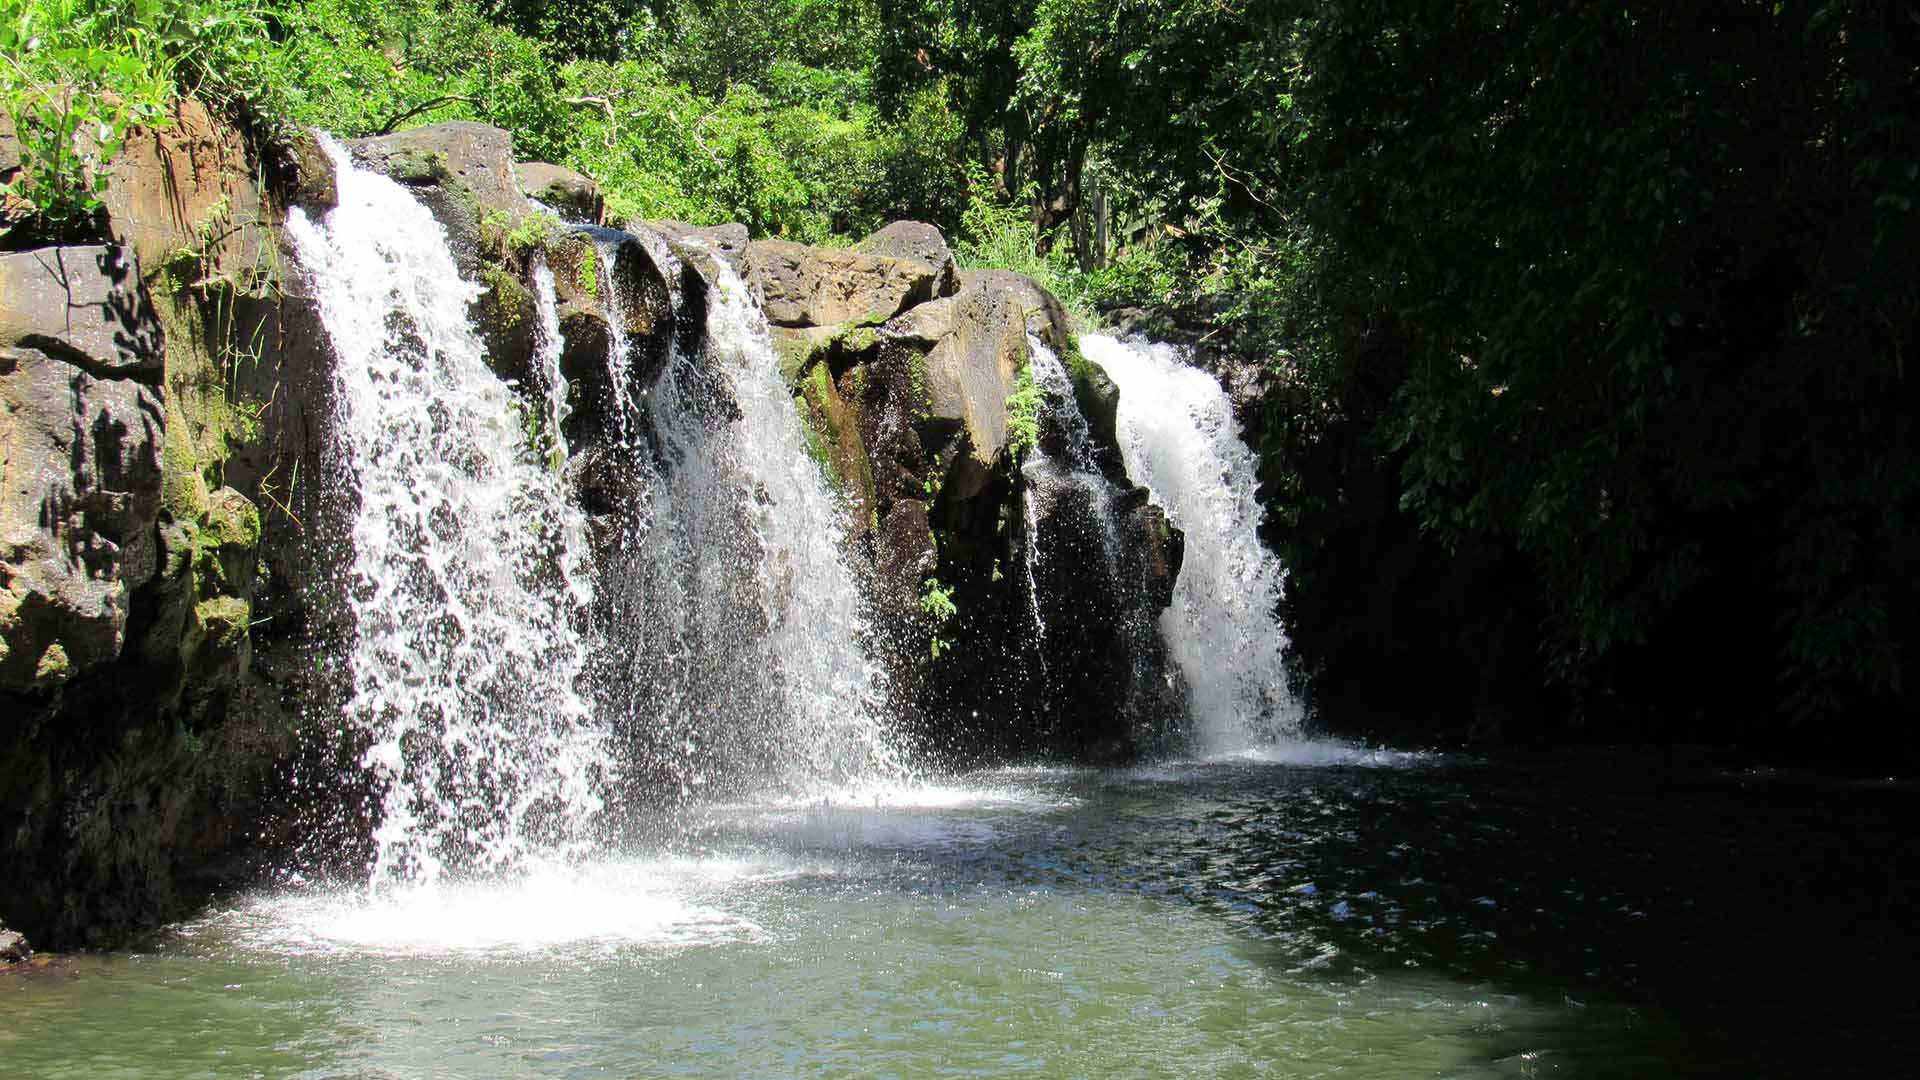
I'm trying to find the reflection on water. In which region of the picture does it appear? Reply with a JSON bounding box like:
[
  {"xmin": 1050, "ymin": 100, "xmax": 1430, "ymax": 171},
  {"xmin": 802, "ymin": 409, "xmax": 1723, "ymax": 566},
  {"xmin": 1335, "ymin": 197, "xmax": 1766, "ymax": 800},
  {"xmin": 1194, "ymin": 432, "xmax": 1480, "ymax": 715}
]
[{"xmin": 3, "ymin": 756, "xmax": 1914, "ymax": 1078}]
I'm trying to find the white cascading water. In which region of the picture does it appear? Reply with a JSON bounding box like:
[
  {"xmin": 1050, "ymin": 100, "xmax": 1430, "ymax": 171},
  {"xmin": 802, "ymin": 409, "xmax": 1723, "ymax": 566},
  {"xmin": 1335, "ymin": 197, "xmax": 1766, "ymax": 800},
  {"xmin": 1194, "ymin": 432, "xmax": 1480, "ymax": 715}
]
[
  {"xmin": 1080, "ymin": 334, "xmax": 1304, "ymax": 755},
  {"xmin": 529, "ymin": 255, "xmax": 574, "ymax": 473},
  {"xmin": 288, "ymin": 139, "xmax": 603, "ymax": 889},
  {"xmin": 594, "ymin": 238, "xmax": 905, "ymax": 800},
  {"xmin": 590, "ymin": 234, "xmax": 641, "ymax": 437}
]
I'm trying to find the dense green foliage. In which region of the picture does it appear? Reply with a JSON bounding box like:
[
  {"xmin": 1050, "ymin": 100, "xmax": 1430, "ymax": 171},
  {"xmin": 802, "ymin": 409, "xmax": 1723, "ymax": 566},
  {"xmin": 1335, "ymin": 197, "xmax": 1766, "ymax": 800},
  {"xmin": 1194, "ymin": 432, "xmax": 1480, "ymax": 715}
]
[
  {"xmin": 1297, "ymin": 2, "xmax": 1919, "ymax": 740},
  {"xmin": 0, "ymin": 0, "xmax": 273, "ymax": 230},
  {"xmin": 6, "ymin": 0, "xmax": 1913, "ymax": 751}
]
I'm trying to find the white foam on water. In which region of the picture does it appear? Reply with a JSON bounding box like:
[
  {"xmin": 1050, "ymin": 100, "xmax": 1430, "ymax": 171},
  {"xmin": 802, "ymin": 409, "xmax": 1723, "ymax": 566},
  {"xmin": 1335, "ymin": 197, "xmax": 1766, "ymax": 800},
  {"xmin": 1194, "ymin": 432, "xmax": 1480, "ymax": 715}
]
[
  {"xmin": 1206, "ymin": 739, "xmax": 1435, "ymax": 768},
  {"xmin": 216, "ymin": 857, "xmax": 805, "ymax": 958}
]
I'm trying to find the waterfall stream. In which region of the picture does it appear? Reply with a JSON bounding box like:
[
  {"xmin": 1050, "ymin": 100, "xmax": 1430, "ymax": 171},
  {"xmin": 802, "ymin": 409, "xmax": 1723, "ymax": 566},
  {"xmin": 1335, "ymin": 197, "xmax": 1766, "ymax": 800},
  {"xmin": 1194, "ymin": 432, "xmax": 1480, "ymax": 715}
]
[
  {"xmin": 589, "ymin": 239, "xmax": 904, "ymax": 802},
  {"xmin": 287, "ymin": 139, "xmax": 603, "ymax": 889},
  {"xmin": 1080, "ymin": 333, "xmax": 1304, "ymax": 755}
]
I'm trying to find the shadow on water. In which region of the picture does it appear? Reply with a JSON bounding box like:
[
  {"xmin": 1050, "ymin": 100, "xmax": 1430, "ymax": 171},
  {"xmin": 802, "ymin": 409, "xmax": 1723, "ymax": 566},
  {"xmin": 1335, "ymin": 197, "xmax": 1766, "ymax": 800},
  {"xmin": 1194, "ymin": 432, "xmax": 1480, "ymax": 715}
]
[
  {"xmin": 978, "ymin": 755, "xmax": 1920, "ymax": 1078},
  {"xmin": 4, "ymin": 753, "xmax": 1914, "ymax": 1078}
]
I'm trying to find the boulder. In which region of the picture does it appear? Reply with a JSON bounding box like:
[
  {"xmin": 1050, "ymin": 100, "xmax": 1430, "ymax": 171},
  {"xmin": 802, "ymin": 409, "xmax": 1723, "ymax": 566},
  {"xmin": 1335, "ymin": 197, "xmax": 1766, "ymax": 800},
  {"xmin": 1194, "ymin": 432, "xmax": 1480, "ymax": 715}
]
[
  {"xmin": 644, "ymin": 220, "xmax": 749, "ymax": 278},
  {"xmin": 1065, "ymin": 347, "xmax": 1122, "ymax": 469},
  {"xmin": 545, "ymin": 228, "xmax": 672, "ymax": 450},
  {"xmin": 346, "ymin": 122, "xmax": 523, "ymax": 278},
  {"xmin": 517, "ymin": 161, "xmax": 605, "ymax": 225},
  {"xmin": 276, "ymin": 128, "xmax": 339, "ymax": 212},
  {"xmin": 98, "ymin": 99, "xmax": 278, "ymax": 287},
  {"xmin": 743, "ymin": 239, "xmax": 939, "ymax": 328},
  {"xmin": 960, "ymin": 269, "xmax": 1075, "ymax": 352},
  {"xmin": 0, "ymin": 246, "xmax": 163, "ymax": 379},
  {"xmin": 857, "ymin": 221, "xmax": 961, "ymax": 299},
  {"xmin": 0, "ymin": 922, "xmax": 29, "ymax": 964},
  {"xmin": 0, "ymin": 346, "xmax": 165, "ymax": 689},
  {"xmin": 882, "ymin": 278, "xmax": 1028, "ymax": 501}
]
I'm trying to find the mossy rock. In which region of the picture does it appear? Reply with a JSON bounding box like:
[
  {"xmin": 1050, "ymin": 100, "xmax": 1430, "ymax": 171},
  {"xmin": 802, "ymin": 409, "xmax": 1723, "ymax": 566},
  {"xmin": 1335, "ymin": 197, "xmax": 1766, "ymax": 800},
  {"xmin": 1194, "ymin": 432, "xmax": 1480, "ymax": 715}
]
[{"xmin": 473, "ymin": 262, "xmax": 538, "ymax": 388}]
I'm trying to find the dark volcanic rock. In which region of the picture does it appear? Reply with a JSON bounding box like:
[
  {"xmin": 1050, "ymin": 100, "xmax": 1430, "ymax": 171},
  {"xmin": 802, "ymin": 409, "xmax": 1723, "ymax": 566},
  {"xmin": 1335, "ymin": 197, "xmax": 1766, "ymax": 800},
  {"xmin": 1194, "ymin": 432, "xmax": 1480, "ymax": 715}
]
[{"xmin": 0, "ymin": 245, "xmax": 163, "ymax": 378}]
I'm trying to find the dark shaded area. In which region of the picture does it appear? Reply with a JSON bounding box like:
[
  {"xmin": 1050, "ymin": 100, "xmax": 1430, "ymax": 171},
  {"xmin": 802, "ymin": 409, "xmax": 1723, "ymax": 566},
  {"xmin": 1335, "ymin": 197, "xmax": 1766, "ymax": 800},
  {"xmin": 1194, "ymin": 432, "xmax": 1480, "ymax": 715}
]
[{"xmin": 880, "ymin": 756, "xmax": 1920, "ymax": 1077}]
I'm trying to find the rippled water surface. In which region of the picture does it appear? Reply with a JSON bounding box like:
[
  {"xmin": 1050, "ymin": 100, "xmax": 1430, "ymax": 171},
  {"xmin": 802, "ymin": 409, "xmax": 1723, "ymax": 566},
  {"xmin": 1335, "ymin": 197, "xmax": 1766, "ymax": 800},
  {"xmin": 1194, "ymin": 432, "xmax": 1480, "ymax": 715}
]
[{"xmin": 4, "ymin": 754, "xmax": 1913, "ymax": 1078}]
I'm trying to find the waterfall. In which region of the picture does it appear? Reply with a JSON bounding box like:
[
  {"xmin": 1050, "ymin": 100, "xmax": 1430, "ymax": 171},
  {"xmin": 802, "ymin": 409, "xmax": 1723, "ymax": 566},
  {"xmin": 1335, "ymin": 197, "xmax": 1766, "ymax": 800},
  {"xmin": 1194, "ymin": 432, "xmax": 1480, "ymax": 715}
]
[
  {"xmin": 1080, "ymin": 333, "xmax": 1302, "ymax": 755},
  {"xmin": 1020, "ymin": 337, "xmax": 1110, "ymax": 659},
  {"xmin": 589, "ymin": 236, "xmax": 904, "ymax": 802},
  {"xmin": 288, "ymin": 139, "xmax": 603, "ymax": 889},
  {"xmin": 1018, "ymin": 336, "xmax": 1181, "ymax": 751}
]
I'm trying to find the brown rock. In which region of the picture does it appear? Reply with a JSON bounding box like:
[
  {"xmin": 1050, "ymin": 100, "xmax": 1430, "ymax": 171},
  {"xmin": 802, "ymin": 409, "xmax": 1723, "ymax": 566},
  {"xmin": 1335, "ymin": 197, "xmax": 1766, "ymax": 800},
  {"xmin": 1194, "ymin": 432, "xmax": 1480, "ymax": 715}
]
[
  {"xmin": 882, "ymin": 278, "xmax": 1029, "ymax": 501},
  {"xmin": 857, "ymin": 221, "xmax": 960, "ymax": 299},
  {"xmin": 742, "ymin": 239, "xmax": 938, "ymax": 328},
  {"xmin": 517, "ymin": 162, "xmax": 605, "ymax": 225},
  {"xmin": 959, "ymin": 269, "xmax": 1076, "ymax": 352},
  {"xmin": 99, "ymin": 98, "xmax": 276, "ymax": 288}
]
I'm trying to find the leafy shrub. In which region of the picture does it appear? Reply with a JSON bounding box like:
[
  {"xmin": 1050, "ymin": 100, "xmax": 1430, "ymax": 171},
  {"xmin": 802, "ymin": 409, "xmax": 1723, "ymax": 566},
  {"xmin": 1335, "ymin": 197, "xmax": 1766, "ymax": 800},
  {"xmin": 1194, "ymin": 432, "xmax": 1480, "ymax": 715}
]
[{"xmin": 1, "ymin": 0, "xmax": 271, "ymax": 230}]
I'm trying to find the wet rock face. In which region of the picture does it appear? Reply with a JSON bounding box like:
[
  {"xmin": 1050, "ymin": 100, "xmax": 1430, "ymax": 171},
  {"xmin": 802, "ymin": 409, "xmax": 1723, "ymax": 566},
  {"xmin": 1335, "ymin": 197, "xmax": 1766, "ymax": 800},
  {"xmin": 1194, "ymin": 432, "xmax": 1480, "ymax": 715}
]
[
  {"xmin": 0, "ymin": 245, "xmax": 166, "ymax": 691},
  {"xmin": 348, "ymin": 123, "xmax": 539, "ymax": 386},
  {"xmin": 546, "ymin": 228, "xmax": 674, "ymax": 453},
  {"xmin": 347, "ymin": 122, "xmax": 523, "ymax": 275},
  {"xmin": 645, "ymin": 220, "xmax": 749, "ymax": 279},
  {"xmin": 1, "ymin": 102, "xmax": 322, "ymax": 949}
]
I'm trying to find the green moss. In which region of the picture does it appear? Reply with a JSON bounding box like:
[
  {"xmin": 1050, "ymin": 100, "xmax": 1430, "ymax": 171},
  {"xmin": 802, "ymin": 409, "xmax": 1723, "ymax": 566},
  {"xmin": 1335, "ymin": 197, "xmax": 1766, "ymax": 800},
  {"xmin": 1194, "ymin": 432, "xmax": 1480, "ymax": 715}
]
[
  {"xmin": 795, "ymin": 394, "xmax": 835, "ymax": 482},
  {"xmin": 837, "ymin": 325, "xmax": 879, "ymax": 354},
  {"xmin": 578, "ymin": 242, "xmax": 601, "ymax": 300},
  {"xmin": 775, "ymin": 331, "xmax": 824, "ymax": 386},
  {"xmin": 34, "ymin": 643, "xmax": 71, "ymax": 683},
  {"xmin": 192, "ymin": 596, "xmax": 252, "ymax": 650},
  {"xmin": 507, "ymin": 210, "xmax": 561, "ymax": 257},
  {"xmin": 907, "ymin": 350, "xmax": 930, "ymax": 420},
  {"xmin": 383, "ymin": 147, "xmax": 452, "ymax": 184},
  {"xmin": 1004, "ymin": 358, "xmax": 1043, "ymax": 463},
  {"xmin": 477, "ymin": 264, "xmax": 530, "ymax": 336},
  {"xmin": 1062, "ymin": 335, "xmax": 1097, "ymax": 386}
]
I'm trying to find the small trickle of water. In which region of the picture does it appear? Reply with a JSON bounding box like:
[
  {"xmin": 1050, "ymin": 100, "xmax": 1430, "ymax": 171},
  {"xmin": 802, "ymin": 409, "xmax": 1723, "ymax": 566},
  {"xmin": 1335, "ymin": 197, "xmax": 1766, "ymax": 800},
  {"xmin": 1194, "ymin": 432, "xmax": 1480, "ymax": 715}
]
[
  {"xmin": 592, "ymin": 235, "xmax": 640, "ymax": 436},
  {"xmin": 288, "ymin": 138, "xmax": 603, "ymax": 890},
  {"xmin": 530, "ymin": 256, "xmax": 574, "ymax": 478},
  {"xmin": 1081, "ymin": 333, "xmax": 1303, "ymax": 754}
]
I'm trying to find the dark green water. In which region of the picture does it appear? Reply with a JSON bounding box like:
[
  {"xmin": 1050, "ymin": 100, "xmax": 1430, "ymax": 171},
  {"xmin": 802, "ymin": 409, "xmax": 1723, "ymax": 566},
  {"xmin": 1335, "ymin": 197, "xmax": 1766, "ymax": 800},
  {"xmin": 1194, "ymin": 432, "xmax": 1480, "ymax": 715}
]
[{"xmin": 3, "ymin": 753, "xmax": 1913, "ymax": 1077}]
